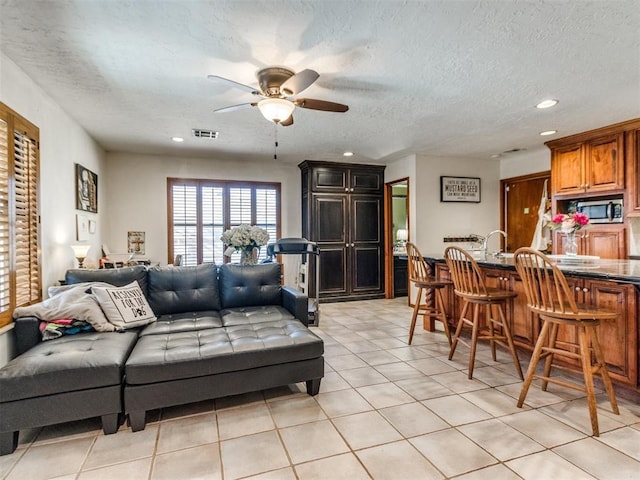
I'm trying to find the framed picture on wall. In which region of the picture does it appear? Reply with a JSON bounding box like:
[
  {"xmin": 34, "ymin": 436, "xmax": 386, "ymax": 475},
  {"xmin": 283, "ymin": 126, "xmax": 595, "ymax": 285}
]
[
  {"xmin": 440, "ymin": 176, "xmax": 481, "ymax": 203},
  {"xmin": 128, "ymin": 231, "xmax": 145, "ymax": 254},
  {"xmin": 75, "ymin": 163, "xmax": 98, "ymax": 213},
  {"xmin": 76, "ymin": 214, "xmax": 89, "ymax": 241}
]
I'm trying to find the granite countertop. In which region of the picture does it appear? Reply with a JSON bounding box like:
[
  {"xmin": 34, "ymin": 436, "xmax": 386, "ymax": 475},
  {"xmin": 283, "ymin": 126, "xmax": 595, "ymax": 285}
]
[{"xmin": 423, "ymin": 253, "xmax": 640, "ymax": 284}]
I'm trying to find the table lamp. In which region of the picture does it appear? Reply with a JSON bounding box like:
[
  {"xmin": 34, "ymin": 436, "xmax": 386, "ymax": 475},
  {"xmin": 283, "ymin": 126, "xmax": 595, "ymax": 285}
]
[
  {"xmin": 396, "ymin": 229, "xmax": 408, "ymax": 245},
  {"xmin": 71, "ymin": 243, "xmax": 91, "ymax": 268}
]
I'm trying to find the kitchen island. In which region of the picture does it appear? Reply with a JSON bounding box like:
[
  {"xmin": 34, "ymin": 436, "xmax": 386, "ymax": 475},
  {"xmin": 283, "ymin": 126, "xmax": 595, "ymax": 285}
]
[{"xmin": 423, "ymin": 253, "xmax": 639, "ymax": 390}]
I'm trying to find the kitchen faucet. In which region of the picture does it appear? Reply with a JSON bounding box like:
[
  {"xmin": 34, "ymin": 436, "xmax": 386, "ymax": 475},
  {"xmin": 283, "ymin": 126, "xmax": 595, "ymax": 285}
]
[{"xmin": 482, "ymin": 230, "xmax": 507, "ymax": 256}]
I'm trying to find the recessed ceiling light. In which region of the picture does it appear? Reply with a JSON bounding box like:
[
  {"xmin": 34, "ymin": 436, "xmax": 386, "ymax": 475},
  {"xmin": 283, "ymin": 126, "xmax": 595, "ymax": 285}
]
[
  {"xmin": 490, "ymin": 154, "xmax": 502, "ymax": 158},
  {"xmin": 343, "ymin": 151, "xmax": 354, "ymax": 157},
  {"xmin": 540, "ymin": 130, "xmax": 557, "ymax": 136},
  {"xmin": 535, "ymin": 99, "xmax": 559, "ymax": 109},
  {"xmin": 171, "ymin": 137, "xmax": 184, "ymax": 142}
]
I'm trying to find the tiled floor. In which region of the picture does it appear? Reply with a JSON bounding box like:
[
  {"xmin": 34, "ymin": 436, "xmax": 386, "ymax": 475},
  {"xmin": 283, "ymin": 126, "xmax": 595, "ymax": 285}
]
[{"xmin": 1, "ymin": 297, "xmax": 639, "ymax": 479}]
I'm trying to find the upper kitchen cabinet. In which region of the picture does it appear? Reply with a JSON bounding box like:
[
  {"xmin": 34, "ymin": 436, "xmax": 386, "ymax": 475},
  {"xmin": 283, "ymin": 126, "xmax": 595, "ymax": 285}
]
[
  {"xmin": 549, "ymin": 132, "xmax": 624, "ymax": 197},
  {"xmin": 625, "ymin": 124, "xmax": 640, "ymax": 214}
]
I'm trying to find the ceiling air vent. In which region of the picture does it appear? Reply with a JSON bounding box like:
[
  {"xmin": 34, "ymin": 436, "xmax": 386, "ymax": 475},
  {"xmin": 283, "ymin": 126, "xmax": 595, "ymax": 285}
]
[{"xmin": 192, "ymin": 129, "xmax": 219, "ymax": 139}]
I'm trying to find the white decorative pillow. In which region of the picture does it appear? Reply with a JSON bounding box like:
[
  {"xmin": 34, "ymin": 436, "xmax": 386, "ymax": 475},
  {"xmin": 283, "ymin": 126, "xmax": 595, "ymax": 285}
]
[{"xmin": 92, "ymin": 281, "xmax": 156, "ymax": 329}]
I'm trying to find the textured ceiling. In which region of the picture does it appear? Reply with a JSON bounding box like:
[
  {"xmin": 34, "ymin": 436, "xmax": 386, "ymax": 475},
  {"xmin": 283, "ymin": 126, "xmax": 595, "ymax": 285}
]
[{"xmin": 1, "ymin": 0, "xmax": 639, "ymax": 165}]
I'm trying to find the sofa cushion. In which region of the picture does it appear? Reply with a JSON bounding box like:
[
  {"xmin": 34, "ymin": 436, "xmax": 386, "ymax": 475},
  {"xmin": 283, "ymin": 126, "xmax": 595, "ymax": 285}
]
[
  {"xmin": 139, "ymin": 310, "xmax": 223, "ymax": 336},
  {"xmin": 92, "ymin": 281, "xmax": 156, "ymax": 329},
  {"xmin": 219, "ymin": 263, "xmax": 282, "ymax": 309},
  {"xmin": 65, "ymin": 265, "xmax": 148, "ymax": 297},
  {"xmin": 125, "ymin": 319, "xmax": 324, "ymax": 385},
  {"xmin": 147, "ymin": 264, "xmax": 220, "ymax": 315},
  {"xmin": 220, "ymin": 305, "xmax": 294, "ymax": 326},
  {"xmin": 0, "ymin": 331, "xmax": 138, "ymax": 402}
]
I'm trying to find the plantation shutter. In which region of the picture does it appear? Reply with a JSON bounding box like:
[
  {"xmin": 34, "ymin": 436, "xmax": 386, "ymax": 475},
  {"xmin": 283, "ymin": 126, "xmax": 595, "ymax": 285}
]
[
  {"xmin": 168, "ymin": 179, "xmax": 280, "ymax": 265},
  {"xmin": 0, "ymin": 103, "xmax": 41, "ymax": 328}
]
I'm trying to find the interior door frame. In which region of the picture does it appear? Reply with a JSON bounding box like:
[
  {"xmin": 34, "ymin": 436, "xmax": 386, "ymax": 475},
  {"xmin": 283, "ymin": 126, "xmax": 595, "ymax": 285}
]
[{"xmin": 384, "ymin": 177, "xmax": 410, "ymax": 299}]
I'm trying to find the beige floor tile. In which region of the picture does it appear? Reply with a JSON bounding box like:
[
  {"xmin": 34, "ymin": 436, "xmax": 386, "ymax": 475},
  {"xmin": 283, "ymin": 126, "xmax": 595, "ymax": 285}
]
[
  {"xmin": 506, "ymin": 450, "xmax": 597, "ymax": 480},
  {"xmin": 269, "ymin": 396, "xmax": 327, "ymax": 428},
  {"xmin": 379, "ymin": 402, "xmax": 449, "ymax": 437},
  {"xmin": 217, "ymin": 402, "xmax": 275, "ymax": 440},
  {"xmin": 294, "ymin": 453, "xmax": 371, "ymax": 480},
  {"xmin": 342, "ymin": 340, "xmax": 380, "ymax": 354},
  {"xmin": 430, "ymin": 370, "xmax": 488, "ymax": 393},
  {"xmin": 161, "ymin": 399, "xmax": 215, "ymax": 420},
  {"xmin": 33, "ymin": 418, "xmax": 101, "ymax": 445},
  {"xmin": 468, "ymin": 365, "xmax": 523, "ymax": 387},
  {"xmin": 461, "ymin": 387, "xmax": 526, "ymax": 417},
  {"xmin": 315, "ymin": 389, "xmax": 373, "ymax": 418},
  {"xmin": 324, "ymin": 353, "xmax": 368, "ymax": 371},
  {"xmin": 497, "ymin": 380, "xmax": 569, "ymax": 408},
  {"xmin": 220, "ymin": 431, "xmax": 289, "ymax": 480},
  {"xmin": 422, "ymin": 395, "xmax": 492, "ymax": 426},
  {"xmin": 83, "ymin": 426, "xmax": 158, "ymax": 470},
  {"xmin": 369, "ymin": 337, "xmax": 408, "ymax": 350},
  {"xmin": 454, "ymin": 463, "xmax": 522, "ymax": 480},
  {"xmin": 156, "ymin": 413, "xmax": 218, "ymax": 454},
  {"xmin": 332, "ymin": 411, "xmax": 402, "ymax": 450},
  {"xmin": 357, "ymin": 350, "xmax": 401, "ymax": 366},
  {"xmin": 394, "ymin": 376, "xmax": 454, "ymax": 401},
  {"xmin": 356, "ymin": 440, "xmax": 443, "ymax": 480},
  {"xmin": 356, "ymin": 328, "xmax": 393, "ymax": 340},
  {"xmin": 78, "ymin": 458, "xmax": 153, "ymax": 480},
  {"xmin": 323, "ymin": 344, "xmax": 352, "ymax": 356},
  {"xmin": 407, "ymin": 357, "xmax": 457, "ymax": 376},
  {"xmin": 374, "ymin": 361, "xmax": 424, "ymax": 381},
  {"xmin": 317, "ymin": 371, "xmax": 351, "ymax": 393},
  {"xmin": 245, "ymin": 467, "xmax": 297, "ymax": 479},
  {"xmin": 598, "ymin": 426, "xmax": 640, "ymax": 461},
  {"xmin": 214, "ymin": 391, "xmax": 265, "ymax": 410},
  {"xmin": 5, "ymin": 437, "xmax": 94, "ymax": 480},
  {"xmin": 500, "ymin": 410, "xmax": 586, "ymax": 448},
  {"xmin": 458, "ymin": 418, "xmax": 544, "ymax": 461},
  {"xmin": 387, "ymin": 345, "xmax": 433, "ymax": 361},
  {"xmin": 338, "ymin": 366, "xmax": 389, "ymax": 387},
  {"xmin": 410, "ymin": 429, "xmax": 497, "ymax": 477},
  {"xmin": 539, "ymin": 398, "xmax": 625, "ymax": 435},
  {"xmin": 356, "ymin": 383, "xmax": 414, "ymax": 409},
  {"xmin": 0, "ymin": 450, "xmax": 20, "ymax": 479},
  {"xmin": 554, "ymin": 437, "xmax": 640, "ymax": 480},
  {"xmin": 152, "ymin": 443, "xmax": 220, "ymax": 480},
  {"xmin": 279, "ymin": 420, "xmax": 349, "ymax": 464}
]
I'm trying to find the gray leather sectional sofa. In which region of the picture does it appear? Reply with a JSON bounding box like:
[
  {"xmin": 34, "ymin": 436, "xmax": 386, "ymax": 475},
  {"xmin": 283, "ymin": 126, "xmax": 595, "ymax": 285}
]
[{"xmin": 0, "ymin": 262, "xmax": 324, "ymax": 455}]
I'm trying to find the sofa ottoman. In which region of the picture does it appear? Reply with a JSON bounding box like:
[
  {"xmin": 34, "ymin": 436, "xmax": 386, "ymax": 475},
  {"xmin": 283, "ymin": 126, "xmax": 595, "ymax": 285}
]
[{"xmin": 0, "ymin": 331, "xmax": 138, "ymax": 454}]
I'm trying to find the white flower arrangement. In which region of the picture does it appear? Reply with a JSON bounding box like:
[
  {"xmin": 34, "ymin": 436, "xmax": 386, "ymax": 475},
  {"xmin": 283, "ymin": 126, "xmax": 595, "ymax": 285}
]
[{"xmin": 221, "ymin": 224, "xmax": 270, "ymax": 257}]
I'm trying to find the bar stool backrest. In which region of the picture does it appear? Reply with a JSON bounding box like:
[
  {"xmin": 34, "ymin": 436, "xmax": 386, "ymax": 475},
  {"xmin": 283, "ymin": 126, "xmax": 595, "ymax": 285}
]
[
  {"xmin": 513, "ymin": 247, "xmax": 579, "ymax": 315},
  {"xmin": 406, "ymin": 242, "xmax": 432, "ymax": 282},
  {"xmin": 443, "ymin": 246, "xmax": 488, "ymax": 296}
]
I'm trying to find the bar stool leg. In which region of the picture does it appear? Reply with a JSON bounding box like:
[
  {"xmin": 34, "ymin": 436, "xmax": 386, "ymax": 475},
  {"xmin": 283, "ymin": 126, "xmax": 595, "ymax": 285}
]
[
  {"xmin": 578, "ymin": 324, "xmax": 600, "ymax": 436},
  {"xmin": 518, "ymin": 319, "xmax": 551, "ymax": 408},
  {"xmin": 541, "ymin": 322, "xmax": 559, "ymax": 392},
  {"xmin": 408, "ymin": 286, "xmax": 423, "ymax": 345},
  {"xmin": 497, "ymin": 303, "xmax": 523, "ymax": 380},
  {"xmin": 588, "ymin": 325, "xmax": 619, "ymax": 415},
  {"xmin": 487, "ymin": 304, "xmax": 497, "ymax": 361},
  {"xmin": 435, "ymin": 288, "xmax": 452, "ymax": 346},
  {"xmin": 468, "ymin": 303, "xmax": 480, "ymax": 379},
  {"xmin": 449, "ymin": 300, "xmax": 469, "ymax": 360}
]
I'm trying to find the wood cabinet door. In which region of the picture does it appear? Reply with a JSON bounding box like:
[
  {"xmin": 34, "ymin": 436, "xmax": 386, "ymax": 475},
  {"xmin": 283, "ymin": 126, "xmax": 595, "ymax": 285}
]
[
  {"xmin": 435, "ymin": 263, "xmax": 461, "ymax": 329},
  {"xmin": 584, "ymin": 133, "xmax": 624, "ymax": 193},
  {"xmin": 584, "ymin": 280, "xmax": 637, "ymax": 385},
  {"xmin": 318, "ymin": 246, "xmax": 348, "ymax": 297},
  {"xmin": 313, "ymin": 195, "xmax": 348, "ymax": 297},
  {"xmin": 349, "ymin": 195, "xmax": 384, "ymax": 295},
  {"xmin": 350, "ymin": 169, "xmax": 383, "ymax": 193},
  {"xmin": 553, "ymin": 231, "xmax": 586, "ymax": 256},
  {"xmin": 551, "ymin": 144, "xmax": 584, "ymax": 195},
  {"xmin": 311, "ymin": 167, "xmax": 347, "ymax": 192},
  {"xmin": 627, "ymin": 128, "xmax": 640, "ymax": 213},
  {"xmin": 506, "ymin": 272, "xmax": 537, "ymax": 349},
  {"xmin": 583, "ymin": 225, "xmax": 626, "ymax": 259}
]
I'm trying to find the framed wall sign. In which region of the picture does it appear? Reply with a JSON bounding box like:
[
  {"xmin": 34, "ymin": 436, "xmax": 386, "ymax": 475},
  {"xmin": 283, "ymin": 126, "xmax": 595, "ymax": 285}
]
[
  {"xmin": 75, "ymin": 163, "xmax": 98, "ymax": 213},
  {"xmin": 440, "ymin": 176, "xmax": 481, "ymax": 203}
]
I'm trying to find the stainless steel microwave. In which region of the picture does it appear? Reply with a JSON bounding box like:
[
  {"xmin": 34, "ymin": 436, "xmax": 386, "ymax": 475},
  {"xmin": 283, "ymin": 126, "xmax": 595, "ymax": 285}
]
[{"xmin": 576, "ymin": 199, "xmax": 623, "ymax": 224}]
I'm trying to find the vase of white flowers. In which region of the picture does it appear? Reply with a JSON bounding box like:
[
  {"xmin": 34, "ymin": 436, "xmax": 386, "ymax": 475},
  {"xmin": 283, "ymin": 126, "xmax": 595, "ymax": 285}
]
[{"xmin": 220, "ymin": 224, "xmax": 270, "ymax": 265}]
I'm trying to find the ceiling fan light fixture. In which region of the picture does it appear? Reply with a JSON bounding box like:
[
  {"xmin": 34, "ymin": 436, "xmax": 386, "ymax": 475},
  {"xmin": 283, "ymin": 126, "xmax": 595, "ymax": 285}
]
[{"xmin": 257, "ymin": 98, "xmax": 295, "ymax": 123}]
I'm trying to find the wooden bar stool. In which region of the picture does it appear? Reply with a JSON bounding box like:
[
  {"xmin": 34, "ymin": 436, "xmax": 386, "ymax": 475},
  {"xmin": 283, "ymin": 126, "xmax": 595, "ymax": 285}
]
[
  {"xmin": 514, "ymin": 247, "xmax": 619, "ymax": 436},
  {"xmin": 406, "ymin": 243, "xmax": 452, "ymax": 345},
  {"xmin": 444, "ymin": 246, "xmax": 523, "ymax": 380}
]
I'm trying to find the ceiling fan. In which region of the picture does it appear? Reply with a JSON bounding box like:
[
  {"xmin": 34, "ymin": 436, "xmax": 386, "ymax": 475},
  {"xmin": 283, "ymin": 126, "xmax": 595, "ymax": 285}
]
[{"xmin": 208, "ymin": 66, "xmax": 349, "ymax": 126}]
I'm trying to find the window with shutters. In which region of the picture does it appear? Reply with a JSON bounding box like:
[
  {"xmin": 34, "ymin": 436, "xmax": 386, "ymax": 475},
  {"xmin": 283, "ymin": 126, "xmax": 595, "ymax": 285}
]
[
  {"xmin": 167, "ymin": 178, "xmax": 280, "ymax": 266},
  {"xmin": 0, "ymin": 102, "xmax": 41, "ymax": 328}
]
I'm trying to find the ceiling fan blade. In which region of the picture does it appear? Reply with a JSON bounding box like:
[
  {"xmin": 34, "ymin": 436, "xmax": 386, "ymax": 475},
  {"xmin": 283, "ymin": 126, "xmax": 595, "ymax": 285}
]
[
  {"xmin": 280, "ymin": 114, "xmax": 294, "ymax": 127},
  {"xmin": 280, "ymin": 69, "xmax": 319, "ymax": 96},
  {"xmin": 208, "ymin": 75, "xmax": 260, "ymax": 95},
  {"xmin": 294, "ymin": 98, "xmax": 349, "ymax": 112},
  {"xmin": 214, "ymin": 102, "xmax": 256, "ymax": 113}
]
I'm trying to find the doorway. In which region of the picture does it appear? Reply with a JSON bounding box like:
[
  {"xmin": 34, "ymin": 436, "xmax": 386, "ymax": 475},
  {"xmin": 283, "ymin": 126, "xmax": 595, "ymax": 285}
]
[
  {"xmin": 385, "ymin": 178, "xmax": 409, "ymax": 298},
  {"xmin": 500, "ymin": 171, "xmax": 551, "ymax": 252}
]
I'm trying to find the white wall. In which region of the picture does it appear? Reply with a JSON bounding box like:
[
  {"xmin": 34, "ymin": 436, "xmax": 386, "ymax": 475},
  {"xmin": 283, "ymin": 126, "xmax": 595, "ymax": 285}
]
[
  {"xmin": 104, "ymin": 153, "xmax": 302, "ymax": 284},
  {"xmin": 0, "ymin": 53, "xmax": 107, "ymax": 364},
  {"xmin": 499, "ymin": 147, "xmax": 550, "ymax": 179},
  {"xmin": 384, "ymin": 154, "xmax": 417, "ymax": 241}
]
